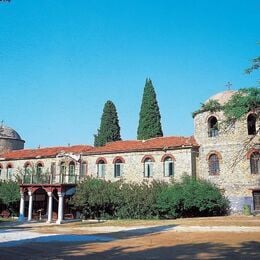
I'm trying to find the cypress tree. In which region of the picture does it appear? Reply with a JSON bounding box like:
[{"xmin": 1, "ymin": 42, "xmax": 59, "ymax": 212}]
[
  {"xmin": 137, "ymin": 78, "xmax": 163, "ymax": 140},
  {"xmin": 94, "ymin": 100, "xmax": 121, "ymax": 147}
]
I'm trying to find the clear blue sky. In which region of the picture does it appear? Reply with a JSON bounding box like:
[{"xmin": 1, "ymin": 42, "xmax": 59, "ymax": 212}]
[{"xmin": 0, "ymin": 0, "xmax": 259, "ymax": 148}]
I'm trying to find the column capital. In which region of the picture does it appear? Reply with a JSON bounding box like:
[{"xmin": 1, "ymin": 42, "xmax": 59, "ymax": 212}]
[
  {"xmin": 20, "ymin": 191, "xmax": 24, "ymax": 197},
  {"xmin": 28, "ymin": 191, "xmax": 33, "ymax": 196},
  {"xmin": 57, "ymin": 192, "xmax": 65, "ymax": 197},
  {"xmin": 47, "ymin": 191, "xmax": 52, "ymax": 197}
]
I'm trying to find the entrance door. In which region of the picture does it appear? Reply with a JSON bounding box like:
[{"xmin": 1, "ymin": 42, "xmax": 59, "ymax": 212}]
[{"xmin": 253, "ymin": 192, "xmax": 260, "ymax": 211}]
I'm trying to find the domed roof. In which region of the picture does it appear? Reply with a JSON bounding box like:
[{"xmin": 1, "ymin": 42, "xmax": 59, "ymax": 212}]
[
  {"xmin": 0, "ymin": 125, "xmax": 23, "ymax": 140},
  {"xmin": 206, "ymin": 90, "xmax": 237, "ymax": 105}
]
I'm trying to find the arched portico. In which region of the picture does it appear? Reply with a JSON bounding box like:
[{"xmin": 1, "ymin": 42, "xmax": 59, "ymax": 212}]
[{"xmin": 19, "ymin": 184, "xmax": 75, "ymax": 224}]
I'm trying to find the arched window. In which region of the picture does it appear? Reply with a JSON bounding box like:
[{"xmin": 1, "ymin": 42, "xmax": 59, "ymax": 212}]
[
  {"xmin": 24, "ymin": 162, "xmax": 31, "ymax": 175},
  {"xmin": 69, "ymin": 161, "xmax": 75, "ymax": 175},
  {"xmin": 114, "ymin": 158, "xmax": 123, "ymax": 178},
  {"xmin": 208, "ymin": 116, "xmax": 219, "ymax": 137},
  {"xmin": 36, "ymin": 163, "xmax": 43, "ymax": 175},
  {"xmin": 144, "ymin": 158, "xmax": 153, "ymax": 178},
  {"xmin": 208, "ymin": 154, "xmax": 220, "ymax": 175},
  {"xmin": 6, "ymin": 164, "xmax": 13, "ymax": 179},
  {"xmin": 163, "ymin": 157, "xmax": 174, "ymax": 177},
  {"xmin": 60, "ymin": 162, "xmax": 66, "ymax": 175},
  {"xmin": 247, "ymin": 114, "xmax": 257, "ymax": 135},
  {"xmin": 80, "ymin": 161, "xmax": 87, "ymax": 177},
  {"xmin": 250, "ymin": 152, "xmax": 259, "ymax": 174},
  {"xmin": 0, "ymin": 164, "xmax": 2, "ymax": 177},
  {"xmin": 97, "ymin": 159, "xmax": 106, "ymax": 178}
]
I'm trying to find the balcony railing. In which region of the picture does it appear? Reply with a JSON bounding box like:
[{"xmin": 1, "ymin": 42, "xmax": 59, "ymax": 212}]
[{"xmin": 21, "ymin": 173, "xmax": 82, "ymax": 185}]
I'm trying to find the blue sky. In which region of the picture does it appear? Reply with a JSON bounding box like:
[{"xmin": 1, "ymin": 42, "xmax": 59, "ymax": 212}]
[{"xmin": 0, "ymin": 0, "xmax": 259, "ymax": 148}]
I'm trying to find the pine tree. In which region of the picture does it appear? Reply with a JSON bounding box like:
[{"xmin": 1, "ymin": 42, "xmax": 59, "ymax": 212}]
[
  {"xmin": 137, "ymin": 78, "xmax": 163, "ymax": 140},
  {"xmin": 94, "ymin": 100, "xmax": 121, "ymax": 147}
]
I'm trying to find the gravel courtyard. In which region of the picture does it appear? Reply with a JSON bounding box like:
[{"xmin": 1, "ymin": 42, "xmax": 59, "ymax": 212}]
[{"xmin": 0, "ymin": 216, "xmax": 260, "ymax": 259}]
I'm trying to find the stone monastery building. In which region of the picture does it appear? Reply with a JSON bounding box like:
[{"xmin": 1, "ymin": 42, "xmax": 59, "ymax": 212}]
[{"xmin": 0, "ymin": 90, "xmax": 259, "ymax": 223}]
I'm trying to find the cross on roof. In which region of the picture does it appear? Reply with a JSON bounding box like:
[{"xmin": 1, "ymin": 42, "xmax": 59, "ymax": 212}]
[{"xmin": 225, "ymin": 82, "xmax": 232, "ymax": 90}]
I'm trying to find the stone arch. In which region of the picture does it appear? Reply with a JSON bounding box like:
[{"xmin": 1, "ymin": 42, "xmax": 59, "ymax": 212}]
[
  {"xmin": 113, "ymin": 156, "xmax": 125, "ymax": 164},
  {"xmin": 141, "ymin": 155, "xmax": 155, "ymax": 163},
  {"xmin": 206, "ymin": 151, "xmax": 222, "ymax": 161},
  {"xmin": 161, "ymin": 154, "xmax": 176, "ymax": 162},
  {"xmin": 96, "ymin": 157, "xmax": 107, "ymax": 164},
  {"xmin": 24, "ymin": 161, "xmax": 32, "ymax": 168}
]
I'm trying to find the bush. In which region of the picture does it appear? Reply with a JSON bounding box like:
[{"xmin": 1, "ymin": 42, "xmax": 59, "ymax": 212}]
[
  {"xmin": 72, "ymin": 176, "xmax": 229, "ymax": 220},
  {"xmin": 0, "ymin": 180, "xmax": 20, "ymax": 216},
  {"xmin": 157, "ymin": 176, "xmax": 229, "ymax": 218}
]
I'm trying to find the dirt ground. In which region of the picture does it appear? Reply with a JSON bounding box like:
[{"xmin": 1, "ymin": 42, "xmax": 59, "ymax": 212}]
[{"xmin": 1, "ymin": 216, "xmax": 260, "ymax": 259}]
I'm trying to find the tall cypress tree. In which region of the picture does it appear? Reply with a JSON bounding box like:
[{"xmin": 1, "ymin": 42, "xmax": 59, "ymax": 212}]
[
  {"xmin": 94, "ymin": 100, "xmax": 121, "ymax": 147},
  {"xmin": 137, "ymin": 78, "xmax": 163, "ymax": 140}
]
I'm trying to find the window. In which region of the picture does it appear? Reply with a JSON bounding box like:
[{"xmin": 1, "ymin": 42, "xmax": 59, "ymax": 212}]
[
  {"xmin": 36, "ymin": 163, "xmax": 43, "ymax": 175},
  {"xmin": 209, "ymin": 154, "xmax": 220, "ymax": 175},
  {"xmin": 164, "ymin": 157, "xmax": 174, "ymax": 177},
  {"xmin": 69, "ymin": 161, "xmax": 75, "ymax": 175},
  {"xmin": 60, "ymin": 162, "xmax": 66, "ymax": 175},
  {"xmin": 97, "ymin": 160, "xmax": 106, "ymax": 178},
  {"xmin": 250, "ymin": 152, "xmax": 259, "ymax": 174},
  {"xmin": 253, "ymin": 192, "xmax": 260, "ymax": 211},
  {"xmin": 24, "ymin": 162, "xmax": 31, "ymax": 175},
  {"xmin": 0, "ymin": 165, "xmax": 2, "ymax": 177},
  {"xmin": 208, "ymin": 116, "xmax": 219, "ymax": 137},
  {"xmin": 80, "ymin": 161, "xmax": 87, "ymax": 177},
  {"xmin": 247, "ymin": 114, "xmax": 257, "ymax": 135},
  {"xmin": 114, "ymin": 159, "xmax": 123, "ymax": 178},
  {"xmin": 51, "ymin": 162, "xmax": 56, "ymax": 176},
  {"xmin": 144, "ymin": 158, "xmax": 153, "ymax": 178},
  {"xmin": 7, "ymin": 164, "xmax": 13, "ymax": 179}
]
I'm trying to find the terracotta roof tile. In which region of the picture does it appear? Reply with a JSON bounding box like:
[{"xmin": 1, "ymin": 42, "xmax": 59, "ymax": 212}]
[
  {"xmin": 86, "ymin": 136, "xmax": 198, "ymax": 155},
  {"xmin": 0, "ymin": 145, "xmax": 93, "ymax": 160},
  {"xmin": 0, "ymin": 136, "xmax": 198, "ymax": 160}
]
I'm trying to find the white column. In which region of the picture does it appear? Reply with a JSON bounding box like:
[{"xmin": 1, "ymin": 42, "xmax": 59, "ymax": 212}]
[
  {"xmin": 56, "ymin": 192, "xmax": 64, "ymax": 224},
  {"xmin": 28, "ymin": 191, "xmax": 33, "ymax": 221},
  {"xmin": 18, "ymin": 191, "xmax": 25, "ymax": 222},
  {"xmin": 47, "ymin": 192, "xmax": 53, "ymax": 223}
]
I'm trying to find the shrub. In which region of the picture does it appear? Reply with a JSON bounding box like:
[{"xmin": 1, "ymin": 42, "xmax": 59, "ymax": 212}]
[
  {"xmin": 157, "ymin": 176, "xmax": 229, "ymax": 218},
  {"xmin": 0, "ymin": 180, "xmax": 20, "ymax": 216}
]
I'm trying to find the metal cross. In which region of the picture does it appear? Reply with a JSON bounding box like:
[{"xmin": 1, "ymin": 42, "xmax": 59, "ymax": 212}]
[{"xmin": 225, "ymin": 82, "xmax": 232, "ymax": 90}]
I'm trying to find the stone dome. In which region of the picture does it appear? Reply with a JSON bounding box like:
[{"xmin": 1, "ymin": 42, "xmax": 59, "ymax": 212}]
[
  {"xmin": 0, "ymin": 125, "xmax": 23, "ymax": 140},
  {"xmin": 206, "ymin": 90, "xmax": 237, "ymax": 105}
]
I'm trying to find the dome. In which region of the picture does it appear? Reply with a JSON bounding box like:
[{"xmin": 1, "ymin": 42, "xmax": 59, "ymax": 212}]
[
  {"xmin": 0, "ymin": 125, "xmax": 23, "ymax": 140},
  {"xmin": 205, "ymin": 90, "xmax": 237, "ymax": 105}
]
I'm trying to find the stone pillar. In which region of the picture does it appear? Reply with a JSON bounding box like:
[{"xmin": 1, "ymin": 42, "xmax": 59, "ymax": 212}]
[
  {"xmin": 28, "ymin": 191, "xmax": 33, "ymax": 221},
  {"xmin": 56, "ymin": 192, "xmax": 64, "ymax": 224},
  {"xmin": 18, "ymin": 191, "xmax": 25, "ymax": 222},
  {"xmin": 47, "ymin": 192, "xmax": 53, "ymax": 223}
]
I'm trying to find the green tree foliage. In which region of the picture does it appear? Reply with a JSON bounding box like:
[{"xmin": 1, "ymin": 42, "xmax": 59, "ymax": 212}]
[
  {"xmin": 137, "ymin": 78, "xmax": 163, "ymax": 140},
  {"xmin": 192, "ymin": 99, "xmax": 222, "ymax": 118},
  {"xmin": 222, "ymin": 88, "xmax": 260, "ymax": 122},
  {"xmin": 245, "ymin": 56, "xmax": 260, "ymax": 74},
  {"xmin": 72, "ymin": 176, "xmax": 228, "ymax": 219},
  {"xmin": 94, "ymin": 100, "xmax": 121, "ymax": 147},
  {"xmin": 192, "ymin": 88, "xmax": 260, "ymax": 122},
  {"xmin": 157, "ymin": 176, "xmax": 229, "ymax": 218},
  {"xmin": 0, "ymin": 181, "xmax": 20, "ymax": 216}
]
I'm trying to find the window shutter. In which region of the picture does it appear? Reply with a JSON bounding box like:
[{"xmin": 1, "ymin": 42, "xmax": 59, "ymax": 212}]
[{"xmin": 150, "ymin": 163, "xmax": 153, "ymax": 177}]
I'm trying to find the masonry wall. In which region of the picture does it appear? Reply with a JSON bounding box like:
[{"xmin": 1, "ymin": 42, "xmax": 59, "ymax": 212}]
[
  {"xmin": 84, "ymin": 148, "xmax": 195, "ymax": 183},
  {"xmin": 194, "ymin": 110, "xmax": 260, "ymax": 212},
  {"xmin": 0, "ymin": 147, "xmax": 196, "ymax": 184}
]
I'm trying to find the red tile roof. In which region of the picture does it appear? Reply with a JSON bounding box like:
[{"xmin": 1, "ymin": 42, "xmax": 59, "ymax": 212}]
[
  {"xmin": 0, "ymin": 145, "xmax": 93, "ymax": 160},
  {"xmin": 85, "ymin": 136, "xmax": 198, "ymax": 155},
  {"xmin": 0, "ymin": 136, "xmax": 198, "ymax": 160}
]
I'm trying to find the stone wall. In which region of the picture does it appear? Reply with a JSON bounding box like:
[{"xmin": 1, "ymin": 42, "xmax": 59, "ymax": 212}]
[
  {"xmin": 0, "ymin": 147, "xmax": 196, "ymax": 184},
  {"xmin": 194, "ymin": 110, "xmax": 260, "ymax": 212}
]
